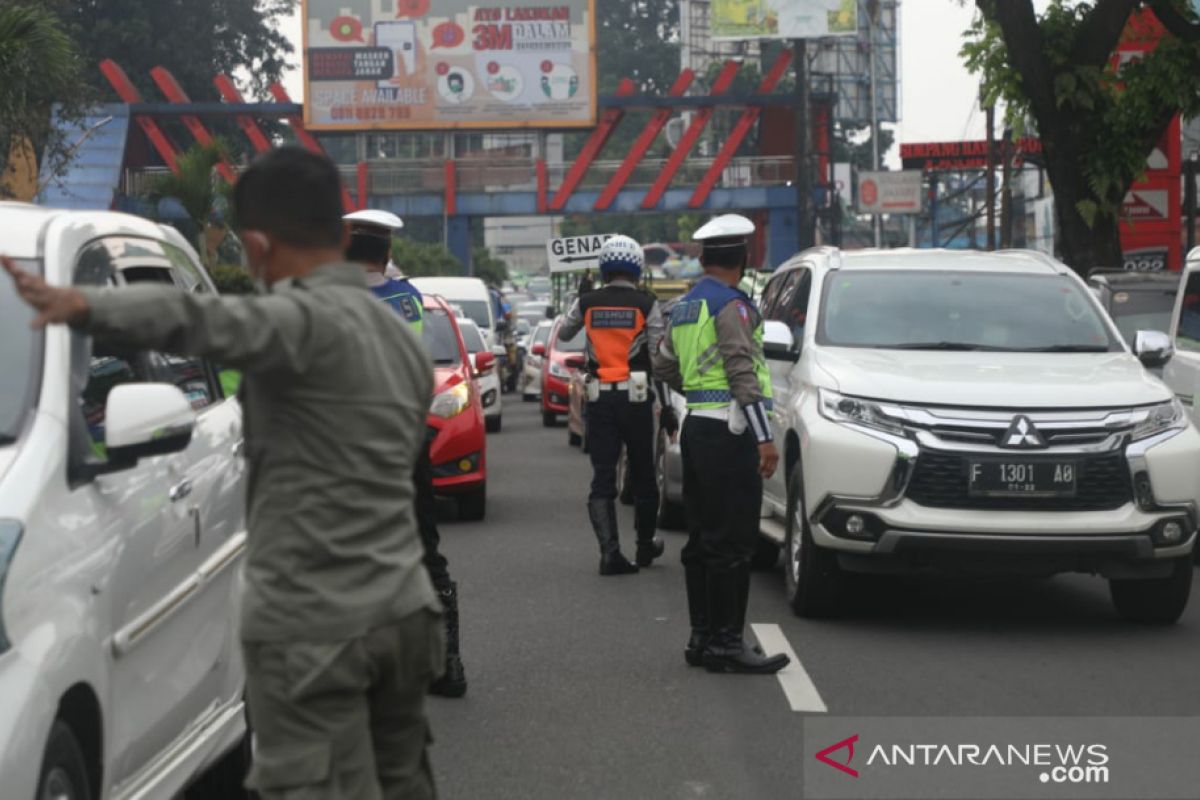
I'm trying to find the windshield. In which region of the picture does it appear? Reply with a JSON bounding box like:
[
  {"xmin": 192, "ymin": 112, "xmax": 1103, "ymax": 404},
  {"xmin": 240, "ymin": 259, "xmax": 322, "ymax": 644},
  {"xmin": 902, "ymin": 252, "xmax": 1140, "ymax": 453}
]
[
  {"xmin": 455, "ymin": 299, "xmax": 492, "ymax": 331},
  {"xmin": 531, "ymin": 324, "xmax": 553, "ymax": 349},
  {"xmin": 458, "ymin": 323, "xmax": 486, "ymax": 353},
  {"xmin": 422, "ymin": 309, "xmax": 463, "ymax": 365},
  {"xmin": 1, "ymin": 259, "xmax": 41, "ymax": 442},
  {"xmin": 818, "ymin": 270, "xmax": 1120, "ymax": 352},
  {"xmin": 1104, "ymin": 288, "xmax": 1176, "ymax": 346},
  {"xmin": 555, "ymin": 325, "xmax": 587, "ymax": 353}
]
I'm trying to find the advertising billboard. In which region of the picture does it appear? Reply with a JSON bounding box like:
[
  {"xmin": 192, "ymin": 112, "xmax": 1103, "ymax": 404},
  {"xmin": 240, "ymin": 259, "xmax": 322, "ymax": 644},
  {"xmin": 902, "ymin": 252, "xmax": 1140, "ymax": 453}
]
[
  {"xmin": 711, "ymin": 0, "xmax": 857, "ymax": 40},
  {"xmin": 302, "ymin": 0, "xmax": 596, "ymax": 131},
  {"xmin": 856, "ymin": 171, "xmax": 922, "ymax": 215}
]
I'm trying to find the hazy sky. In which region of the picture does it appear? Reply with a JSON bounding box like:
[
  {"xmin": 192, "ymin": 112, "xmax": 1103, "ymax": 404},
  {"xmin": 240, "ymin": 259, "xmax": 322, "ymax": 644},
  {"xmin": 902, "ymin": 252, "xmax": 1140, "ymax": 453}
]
[{"xmin": 276, "ymin": 1, "xmax": 1037, "ymax": 162}]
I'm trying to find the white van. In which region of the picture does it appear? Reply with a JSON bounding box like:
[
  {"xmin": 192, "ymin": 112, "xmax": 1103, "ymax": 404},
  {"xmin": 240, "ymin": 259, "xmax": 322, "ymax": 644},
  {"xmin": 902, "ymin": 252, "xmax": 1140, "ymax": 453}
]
[
  {"xmin": 411, "ymin": 277, "xmax": 498, "ymax": 347},
  {"xmin": 0, "ymin": 204, "xmax": 250, "ymax": 799}
]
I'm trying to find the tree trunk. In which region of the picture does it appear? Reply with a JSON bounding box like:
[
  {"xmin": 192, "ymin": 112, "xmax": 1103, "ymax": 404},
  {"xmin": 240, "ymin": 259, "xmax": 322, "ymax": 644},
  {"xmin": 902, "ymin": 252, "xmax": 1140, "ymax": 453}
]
[{"xmin": 1041, "ymin": 142, "xmax": 1124, "ymax": 274}]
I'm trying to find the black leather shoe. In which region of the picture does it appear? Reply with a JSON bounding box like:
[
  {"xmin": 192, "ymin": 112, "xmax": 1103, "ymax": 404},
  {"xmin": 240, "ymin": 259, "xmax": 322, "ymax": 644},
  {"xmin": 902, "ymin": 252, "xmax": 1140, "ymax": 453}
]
[
  {"xmin": 599, "ymin": 552, "xmax": 639, "ymax": 575},
  {"xmin": 635, "ymin": 537, "xmax": 665, "ymax": 567},
  {"xmin": 430, "ymin": 654, "xmax": 468, "ymax": 697},
  {"xmin": 684, "ymin": 631, "xmax": 707, "ymax": 667},
  {"xmin": 702, "ymin": 640, "xmax": 790, "ymax": 675}
]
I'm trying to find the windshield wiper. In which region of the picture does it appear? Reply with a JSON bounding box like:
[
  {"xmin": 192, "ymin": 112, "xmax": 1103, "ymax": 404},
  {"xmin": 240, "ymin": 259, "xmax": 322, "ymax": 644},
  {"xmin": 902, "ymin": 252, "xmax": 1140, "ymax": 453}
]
[
  {"xmin": 1019, "ymin": 345, "xmax": 1111, "ymax": 353},
  {"xmin": 888, "ymin": 342, "xmax": 1005, "ymax": 351}
]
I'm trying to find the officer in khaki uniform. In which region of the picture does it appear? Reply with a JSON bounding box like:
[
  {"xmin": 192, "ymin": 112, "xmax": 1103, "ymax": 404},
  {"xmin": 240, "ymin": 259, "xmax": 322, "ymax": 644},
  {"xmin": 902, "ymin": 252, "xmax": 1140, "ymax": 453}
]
[
  {"xmin": 654, "ymin": 214, "xmax": 790, "ymax": 674},
  {"xmin": 4, "ymin": 147, "xmax": 444, "ymax": 798}
]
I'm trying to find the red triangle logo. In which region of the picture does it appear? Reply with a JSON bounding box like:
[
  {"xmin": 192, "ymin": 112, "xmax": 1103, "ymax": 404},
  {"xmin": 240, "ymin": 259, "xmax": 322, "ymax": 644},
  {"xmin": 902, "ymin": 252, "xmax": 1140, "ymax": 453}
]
[{"xmin": 815, "ymin": 734, "xmax": 860, "ymax": 778}]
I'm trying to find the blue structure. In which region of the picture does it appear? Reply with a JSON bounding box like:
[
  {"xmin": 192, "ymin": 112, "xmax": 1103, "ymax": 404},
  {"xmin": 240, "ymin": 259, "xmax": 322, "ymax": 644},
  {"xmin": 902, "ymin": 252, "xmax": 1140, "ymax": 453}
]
[{"xmin": 37, "ymin": 104, "xmax": 130, "ymax": 210}]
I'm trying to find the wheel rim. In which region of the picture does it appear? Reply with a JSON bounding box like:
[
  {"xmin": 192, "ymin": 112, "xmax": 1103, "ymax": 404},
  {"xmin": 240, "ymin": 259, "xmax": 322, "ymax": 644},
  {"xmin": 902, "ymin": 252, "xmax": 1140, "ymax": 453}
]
[
  {"xmin": 790, "ymin": 495, "xmax": 805, "ymax": 585},
  {"xmin": 42, "ymin": 768, "xmax": 77, "ymax": 800}
]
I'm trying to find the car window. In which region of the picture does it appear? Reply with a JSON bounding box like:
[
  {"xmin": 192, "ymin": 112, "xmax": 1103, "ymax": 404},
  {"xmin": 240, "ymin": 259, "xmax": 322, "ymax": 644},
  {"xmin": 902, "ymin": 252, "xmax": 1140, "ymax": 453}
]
[
  {"xmin": 0, "ymin": 258, "xmax": 41, "ymax": 442},
  {"xmin": 760, "ymin": 270, "xmax": 794, "ymax": 319},
  {"xmin": 532, "ymin": 324, "xmax": 553, "ymax": 349},
  {"xmin": 459, "ymin": 322, "xmax": 486, "ymax": 353},
  {"xmin": 1105, "ymin": 287, "xmax": 1177, "ymax": 346},
  {"xmin": 1175, "ymin": 272, "xmax": 1200, "ymax": 352},
  {"xmin": 455, "ymin": 299, "xmax": 492, "ymax": 330},
  {"xmin": 423, "ymin": 308, "xmax": 464, "ymax": 365},
  {"xmin": 818, "ymin": 270, "xmax": 1120, "ymax": 352},
  {"xmin": 779, "ymin": 269, "xmax": 812, "ymax": 342},
  {"xmin": 80, "ymin": 350, "xmax": 146, "ymax": 457},
  {"xmin": 162, "ymin": 241, "xmax": 211, "ymax": 294},
  {"xmin": 555, "ymin": 325, "xmax": 587, "ymax": 353}
]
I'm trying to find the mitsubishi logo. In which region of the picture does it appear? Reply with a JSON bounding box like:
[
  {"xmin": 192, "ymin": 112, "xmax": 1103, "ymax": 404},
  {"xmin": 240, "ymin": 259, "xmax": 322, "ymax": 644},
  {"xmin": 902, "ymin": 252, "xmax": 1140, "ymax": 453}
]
[{"xmin": 1001, "ymin": 415, "xmax": 1046, "ymax": 449}]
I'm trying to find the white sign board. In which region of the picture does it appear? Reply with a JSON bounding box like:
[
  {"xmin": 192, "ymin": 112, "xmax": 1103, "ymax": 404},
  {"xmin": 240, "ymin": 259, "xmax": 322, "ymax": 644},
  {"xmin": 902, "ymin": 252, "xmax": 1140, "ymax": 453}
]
[
  {"xmin": 857, "ymin": 170, "xmax": 923, "ymax": 215},
  {"xmin": 546, "ymin": 233, "xmax": 613, "ymax": 273}
]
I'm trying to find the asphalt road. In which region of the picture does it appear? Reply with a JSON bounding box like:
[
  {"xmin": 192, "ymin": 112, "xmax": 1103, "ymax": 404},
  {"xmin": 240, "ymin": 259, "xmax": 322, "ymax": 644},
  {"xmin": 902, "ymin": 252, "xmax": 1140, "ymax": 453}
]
[{"xmin": 425, "ymin": 400, "xmax": 1200, "ymax": 800}]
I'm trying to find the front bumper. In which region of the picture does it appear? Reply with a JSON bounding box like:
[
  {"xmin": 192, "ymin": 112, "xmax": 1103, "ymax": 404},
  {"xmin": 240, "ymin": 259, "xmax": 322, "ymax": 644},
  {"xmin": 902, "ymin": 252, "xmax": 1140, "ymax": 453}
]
[
  {"xmin": 801, "ymin": 400, "xmax": 1200, "ymax": 576},
  {"xmin": 542, "ymin": 374, "xmax": 570, "ymax": 412}
]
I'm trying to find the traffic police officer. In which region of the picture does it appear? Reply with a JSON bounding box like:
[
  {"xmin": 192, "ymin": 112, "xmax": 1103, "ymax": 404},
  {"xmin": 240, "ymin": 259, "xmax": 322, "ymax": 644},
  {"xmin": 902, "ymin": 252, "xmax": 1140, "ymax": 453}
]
[
  {"xmin": 559, "ymin": 235, "xmax": 668, "ymax": 575},
  {"xmin": 653, "ymin": 214, "xmax": 790, "ymax": 674},
  {"xmin": 345, "ymin": 208, "xmax": 468, "ymax": 697}
]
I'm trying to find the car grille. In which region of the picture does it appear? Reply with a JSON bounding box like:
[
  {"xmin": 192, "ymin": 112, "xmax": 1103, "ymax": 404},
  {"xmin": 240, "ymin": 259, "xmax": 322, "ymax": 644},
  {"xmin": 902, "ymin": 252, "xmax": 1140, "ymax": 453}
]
[{"xmin": 906, "ymin": 450, "xmax": 1132, "ymax": 511}]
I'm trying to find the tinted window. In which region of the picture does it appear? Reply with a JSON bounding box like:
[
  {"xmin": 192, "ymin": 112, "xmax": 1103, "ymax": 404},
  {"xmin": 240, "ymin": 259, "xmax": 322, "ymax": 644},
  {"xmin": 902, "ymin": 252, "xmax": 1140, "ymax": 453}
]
[
  {"xmin": 760, "ymin": 270, "xmax": 794, "ymax": 319},
  {"xmin": 0, "ymin": 259, "xmax": 41, "ymax": 441},
  {"xmin": 1177, "ymin": 273, "xmax": 1200, "ymax": 352},
  {"xmin": 423, "ymin": 309, "xmax": 463, "ymax": 365},
  {"xmin": 531, "ymin": 324, "xmax": 553, "ymax": 348},
  {"xmin": 555, "ymin": 324, "xmax": 587, "ymax": 352},
  {"xmin": 456, "ymin": 299, "xmax": 492, "ymax": 330},
  {"xmin": 819, "ymin": 270, "xmax": 1119, "ymax": 352},
  {"xmin": 80, "ymin": 350, "xmax": 144, "ymax": 455},
  {"xmin": 459, "ymin": 322, "xmax": 486, "ymax": 353},
  {"xmin": 1104, "ymin": 287, "xmax": 1177, "ymax": 346}
]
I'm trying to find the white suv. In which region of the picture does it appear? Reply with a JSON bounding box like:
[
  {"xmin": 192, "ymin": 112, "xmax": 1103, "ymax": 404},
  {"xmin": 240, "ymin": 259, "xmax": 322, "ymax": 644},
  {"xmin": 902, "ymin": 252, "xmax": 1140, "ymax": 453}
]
[
  {"xmin": 0, "ymin": 204, "xmax": 249, "ymax": 799},
  {"xmin": 756, "ymin": 248, "xmax": 1199, "ymax": 623}
]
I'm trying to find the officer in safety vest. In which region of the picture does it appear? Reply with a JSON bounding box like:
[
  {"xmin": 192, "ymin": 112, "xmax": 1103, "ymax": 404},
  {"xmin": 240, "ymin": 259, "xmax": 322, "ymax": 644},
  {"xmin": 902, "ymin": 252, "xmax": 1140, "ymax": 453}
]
[
  {"xmin": 558, "ymin": 235, "xmax": 668, "ymax": 575},
  {"xmin": 345, "ymin": 209, "xmax": 468, "ymax": 697},
  {"xmin": 653, "ymin": 214, "xmax": 790, "ymax": 674}
]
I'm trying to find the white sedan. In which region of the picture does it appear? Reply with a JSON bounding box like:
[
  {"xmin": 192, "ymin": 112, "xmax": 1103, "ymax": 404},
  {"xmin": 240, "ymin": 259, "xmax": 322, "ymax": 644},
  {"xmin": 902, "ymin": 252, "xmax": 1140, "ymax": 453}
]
[{"xmin": 458, "ymin": 317, "xmax": 504, "ymax": 433}]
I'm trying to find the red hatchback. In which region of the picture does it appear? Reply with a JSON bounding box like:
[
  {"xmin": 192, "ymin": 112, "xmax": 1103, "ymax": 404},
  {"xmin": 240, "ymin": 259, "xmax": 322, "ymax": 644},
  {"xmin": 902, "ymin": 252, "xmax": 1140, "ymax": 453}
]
[
  {"xmin": 424, "ymin": 295, "xmax": 494, "ymax": 520},
  {"xmin": 540, "ymin": 316, "xmax": 587, "ymax": 427}
]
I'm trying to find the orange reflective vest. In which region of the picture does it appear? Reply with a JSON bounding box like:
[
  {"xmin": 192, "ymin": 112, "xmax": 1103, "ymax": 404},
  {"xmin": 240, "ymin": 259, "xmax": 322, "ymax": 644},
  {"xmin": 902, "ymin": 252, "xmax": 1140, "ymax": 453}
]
[{"xmin": 581, "ymin": 286, "xmax": 656, "ymax": 383}]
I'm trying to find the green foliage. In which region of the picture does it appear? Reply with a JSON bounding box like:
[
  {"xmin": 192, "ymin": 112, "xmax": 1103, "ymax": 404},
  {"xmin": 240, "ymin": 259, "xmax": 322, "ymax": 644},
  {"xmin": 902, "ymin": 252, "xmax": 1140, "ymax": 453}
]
[
  {"xmin": 391, "ymin": 237, "xmax": 462, "ymax": 278},
  {"xmin": 145, "ymin": 142, "xmax": 232, "ymax": 233},
  {"xmin": 0, "ymin": 4, "xmax": 89, "ymax": 192},
  {"xmin": 209, "ymin": 263, "xmax": 255, "ymax": 295},
  {"xmin": 560, "ymin": 212, "xmax": 693, "ymax": 244},
  {"xmin": 472, "ymin": 246, "xmax": 509, "ymax": 285},
  {"xmin": 43, "ymin": 0, "xmax": 295, "ymax": 100}
]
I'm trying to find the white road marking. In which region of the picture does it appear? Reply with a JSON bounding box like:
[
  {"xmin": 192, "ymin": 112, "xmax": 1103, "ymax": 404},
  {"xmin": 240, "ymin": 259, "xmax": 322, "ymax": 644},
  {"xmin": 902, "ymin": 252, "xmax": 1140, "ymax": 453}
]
[{"xmin": 750, "ymin": 623, "xmax": 827, "ymax": 713}]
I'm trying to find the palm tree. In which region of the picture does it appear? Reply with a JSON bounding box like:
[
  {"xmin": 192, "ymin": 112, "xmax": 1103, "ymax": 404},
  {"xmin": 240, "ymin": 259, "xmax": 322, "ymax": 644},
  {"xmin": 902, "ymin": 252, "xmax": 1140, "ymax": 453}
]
[
  {"xmin": 146, "ymin": 142, "xmax": 236, "ymax": 267},
  {"xmin": 0, "ymin": 4, "xmax": 86, "ymax": 197}
]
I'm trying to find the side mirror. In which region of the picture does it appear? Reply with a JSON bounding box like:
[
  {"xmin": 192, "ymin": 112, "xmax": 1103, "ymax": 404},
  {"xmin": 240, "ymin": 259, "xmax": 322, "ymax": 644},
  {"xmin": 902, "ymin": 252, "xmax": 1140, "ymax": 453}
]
[
  {"xmin": 1135, "ymin": 330, "xmax": 1174, "ymax": 368},
  {"xmin": 763, "ymin": 320, "xmax": 799, "ymax": 363},
  {"xmin": 531, "ymin": 342, "xmax": 546, "ymax": 357},
  {"xmin": 103, "ymin": 384, "xmax": 196, "ymax": 471},
  {"xmin": 473, "ymin": 351, "xmax": 496, "ymax": 376},
  {"xmin": 564, "ymin": 355, "xmax": 587, "ymax": 370}
]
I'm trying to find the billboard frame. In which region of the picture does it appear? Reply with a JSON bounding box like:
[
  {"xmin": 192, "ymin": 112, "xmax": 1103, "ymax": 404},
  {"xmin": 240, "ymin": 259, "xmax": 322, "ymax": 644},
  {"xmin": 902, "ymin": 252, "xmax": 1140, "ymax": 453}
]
[{"xmin": 300, "ymin": 0, "xmax": 598, "ymax": 131}]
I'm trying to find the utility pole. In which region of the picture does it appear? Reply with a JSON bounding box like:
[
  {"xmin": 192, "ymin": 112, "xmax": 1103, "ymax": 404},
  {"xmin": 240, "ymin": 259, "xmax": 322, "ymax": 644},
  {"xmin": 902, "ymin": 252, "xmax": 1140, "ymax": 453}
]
[
  {"xmin": 1000, "ymin": 133, "xmax": 1013, "ymax": 249},
  {"xmin": 984, "ymin": 101, "xmax": 996, "ymax": 250},
  {"xmin": 1187, "ymin": 152, "xmax": 1198, "ymax": 254},
  {"xmin": 867, "ymin": 3, "xmax": 881, "ymax": 248},
  {"xmin": 794, "ymin": 39, "xmax": 815, "ymax": 251}
]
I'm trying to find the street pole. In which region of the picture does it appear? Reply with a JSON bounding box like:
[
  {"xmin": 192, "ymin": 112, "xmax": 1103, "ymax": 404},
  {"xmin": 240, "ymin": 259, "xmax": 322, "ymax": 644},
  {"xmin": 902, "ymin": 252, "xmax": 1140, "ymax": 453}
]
[
  {"xmin": 1187, "ymin": 153, "xmax": 1197, "ymax": 255},
  {"xmin": 985, "ymin": 102, "xmax": 996, "ymax": 250},
  {"xmin": 868, "ymin": 5, "xmax": 881, "ymax": 248},
  {"xmin": 930, "ymin": 173, "xmax": 940, "ymax": 247},
  {"xmin": 1000, "ymin": 134, "xmax": 1013, "ymax": 249},
  {"xmin": 794, "ymin": 38, "xmax": 815, "ymax": 251}
]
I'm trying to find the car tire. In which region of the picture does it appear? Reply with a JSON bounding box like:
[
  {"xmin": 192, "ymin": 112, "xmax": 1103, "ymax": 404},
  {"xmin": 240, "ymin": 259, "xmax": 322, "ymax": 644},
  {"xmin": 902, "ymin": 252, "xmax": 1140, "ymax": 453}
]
[
  {"xmin": 542, "ymin": 410, "xmax": 556, "ymax": 427},
  {"xmin": 568, "ymin": 430, "xmax": 582, "ymax": 447},
  {"xmin": 486, "ymin": 415, "xmax": 502, "ymax": 433},
  {"xmin": 458, "ymin": 484, "xmax": 487, "ymax": 521},
  {"xmin": 1109, "ymin": 557, "xmax": 1192, "ymax": 624},
  {"xmin": 751, "ymin": 537, "xmax": 781, "ymax": 571},
  {"xmin": 783, "ymin": 466, "xmax": 842, "ymax": 618},
  {"xmin": 185, "ymin": 731, "xmax": 252, "ymax": 799},
  {"xmin": 36, "ymin": 721, "xmax": 92, "ymax": 800},
  {"xmin": 655, "ymin": 433, "xmax": 687, "ymax": 530}
]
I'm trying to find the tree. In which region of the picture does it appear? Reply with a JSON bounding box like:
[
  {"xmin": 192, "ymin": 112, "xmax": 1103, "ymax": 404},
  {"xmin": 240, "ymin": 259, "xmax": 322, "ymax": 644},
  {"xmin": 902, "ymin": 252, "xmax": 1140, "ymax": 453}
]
[
  {"xmin": 0, "ymin": 4, "xmax": 88, "ymax": 197},
  {"xmin": 144, "ymin": 142, "xmax": 234, "ymax": 265},
  {"xmin": 472, "ymin": 247, "xmax": 509, "ymax": 285},
  {"xmin": 44, "ymin": 0, "xmax": 295, "ymax": 100},
  {"xmin": 391, "ymin": 238, "xmax": 463, "ymax": 278},
  {"xmin": 963, "ymin": 0, "xmax": 1200, "ymax": 272}
]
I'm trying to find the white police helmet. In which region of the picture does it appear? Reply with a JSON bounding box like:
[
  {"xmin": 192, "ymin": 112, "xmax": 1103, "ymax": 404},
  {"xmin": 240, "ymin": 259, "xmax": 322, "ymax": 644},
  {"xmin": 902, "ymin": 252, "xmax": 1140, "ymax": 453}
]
[
  {"xmin": 598, "ymin": 234, "xmax": 645, "ymax": 280},
  {"xmin": 344, "ymin": 209, "xmax": 404, "ymax": 231}
]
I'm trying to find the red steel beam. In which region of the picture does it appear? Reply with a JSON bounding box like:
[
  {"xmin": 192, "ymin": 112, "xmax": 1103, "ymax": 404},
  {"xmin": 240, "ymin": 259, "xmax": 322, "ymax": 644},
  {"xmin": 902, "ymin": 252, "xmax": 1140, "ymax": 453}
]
[
  {"xmin": 150, "ymin": 67, "xmax": 237, "ymax": 183},
  {"xmin": 357, "ymin": 162, "xmax": 369, "ymax": 210},
  {"xmin": 594, "ymin": 70, "xmax": 695, "ymax": 211},
  {"xmin": 688, "ymin": 50, "xmax": 792, "ymax": 209},
  {"xmin": 99, "ymin": 59, "xmax": 181, "ymax": 173},
  {"xmin": 550, "ymin": 78, "xmax": 636, "ymax": 211},
  {"xmin": 213, "ymin": 75, "xmax": 273, "ymax": 153},
  {"xmin": 641, "ymin": 61, "xmax": 740, "ymax": 210},
  {"xmin": 444, "ymin": 160, "xmax": 457, "ymax": 216},
  {"xmin": 267, "ymin": 83, "xmax": 355, "ymax": 212}
]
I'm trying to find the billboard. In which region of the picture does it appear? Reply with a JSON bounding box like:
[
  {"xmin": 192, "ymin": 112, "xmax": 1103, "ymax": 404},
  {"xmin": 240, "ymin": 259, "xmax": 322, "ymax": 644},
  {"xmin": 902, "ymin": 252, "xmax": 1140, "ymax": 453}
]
[
  {"xmin": 711, "ymin": 0, "xmax": 857, "ymax": 40},
  {"xmin": 856, "ymin": 171, "xmax": 921, "ymax": 215},
  {"xmin": 302, "ymin": 0, "xmax": 596, "ymax": 131}
]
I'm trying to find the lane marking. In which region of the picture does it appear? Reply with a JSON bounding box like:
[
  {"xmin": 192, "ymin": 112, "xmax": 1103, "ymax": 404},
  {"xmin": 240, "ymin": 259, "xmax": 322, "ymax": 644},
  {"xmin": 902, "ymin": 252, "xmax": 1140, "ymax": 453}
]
[{"xmin": 750, "ymin": 623, "xmax": 827, "ymax": 713}]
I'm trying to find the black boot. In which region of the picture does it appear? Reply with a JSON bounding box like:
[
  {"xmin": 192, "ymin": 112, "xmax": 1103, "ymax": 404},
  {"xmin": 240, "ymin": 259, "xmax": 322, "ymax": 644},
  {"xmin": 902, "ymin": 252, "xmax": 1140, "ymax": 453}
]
[
  {"xmin": 634, "ymin": 499, "xmax": 665, "ymax": 567},
  {"xmin": 683, "ymin": 564, "xmax": 708, "ymax": 667},
  {"xmin": 701, "ymin": 568, "xmax": 790, "ymax": 675},
  {"xmin": 588, "ymin": 499, "xmax": 638, "ymax": 575},
  {"xmin": 429, "ymin": 581, "xmax": 468, "ymax": 697}
]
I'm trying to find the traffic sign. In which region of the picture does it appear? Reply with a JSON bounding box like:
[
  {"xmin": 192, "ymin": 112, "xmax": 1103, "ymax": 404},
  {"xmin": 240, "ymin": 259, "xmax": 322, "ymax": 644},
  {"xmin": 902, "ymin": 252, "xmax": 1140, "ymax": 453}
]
[{"xmin": 546, "ymin": 234, "xmax": 614, "ymax": 273}]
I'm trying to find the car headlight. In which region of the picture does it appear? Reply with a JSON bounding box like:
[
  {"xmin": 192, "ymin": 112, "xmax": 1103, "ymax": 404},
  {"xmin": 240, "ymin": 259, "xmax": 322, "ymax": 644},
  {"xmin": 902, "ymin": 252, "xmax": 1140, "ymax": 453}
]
[
  {"xmin": 1129, "ymin": 399, "xmax": 1187, "ymax": 442},
  {"xmin": 430, "ymin": 382, "xmax": 471, "ymax": 419},
  {"xmin": 0, "ymin": 520, "xmax": 22, "ymax": 655},
  {"xmin": 818, "ymin": 388, "xmax": 906, "ymax": 437},
  {"xmin": 549, "ymin": 360, "xmax": 571, "ymax": 379}
]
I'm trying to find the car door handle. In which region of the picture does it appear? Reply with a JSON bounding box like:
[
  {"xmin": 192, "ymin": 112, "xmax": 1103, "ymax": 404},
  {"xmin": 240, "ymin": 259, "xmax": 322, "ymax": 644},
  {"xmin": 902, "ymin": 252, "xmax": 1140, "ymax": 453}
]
[{"xmin": 169, "ymin": 479, "xmax": 193, "ymax": 503}]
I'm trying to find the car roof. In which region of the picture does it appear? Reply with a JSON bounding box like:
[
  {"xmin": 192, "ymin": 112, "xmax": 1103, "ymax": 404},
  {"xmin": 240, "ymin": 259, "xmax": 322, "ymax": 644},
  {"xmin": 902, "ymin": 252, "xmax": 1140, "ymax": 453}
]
[
  {"xmin": 411, "ymin": 276, "xmax": 489, "ymax": 294},
  {"xmin": 0, "ymin": 202, "xmax": 60, "ymax": 257},
  {"xmin": 834, "ymin": 248, "xmax": 1066, "ymax": 275},
  {"xmin": 0, "ymin": 202, "xmax": 186, "ymax": 261},
  {"xmin": 1088, "ymin": 271, "xmax": 1180, "ymax": 289}
]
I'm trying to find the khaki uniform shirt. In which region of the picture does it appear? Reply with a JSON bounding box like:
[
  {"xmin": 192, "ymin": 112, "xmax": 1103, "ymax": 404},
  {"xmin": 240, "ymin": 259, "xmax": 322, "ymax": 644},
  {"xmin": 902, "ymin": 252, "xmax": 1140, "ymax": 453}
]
[{"xmin": 80, "ymin": 263, "xmax": 439, "ymax": 642}]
